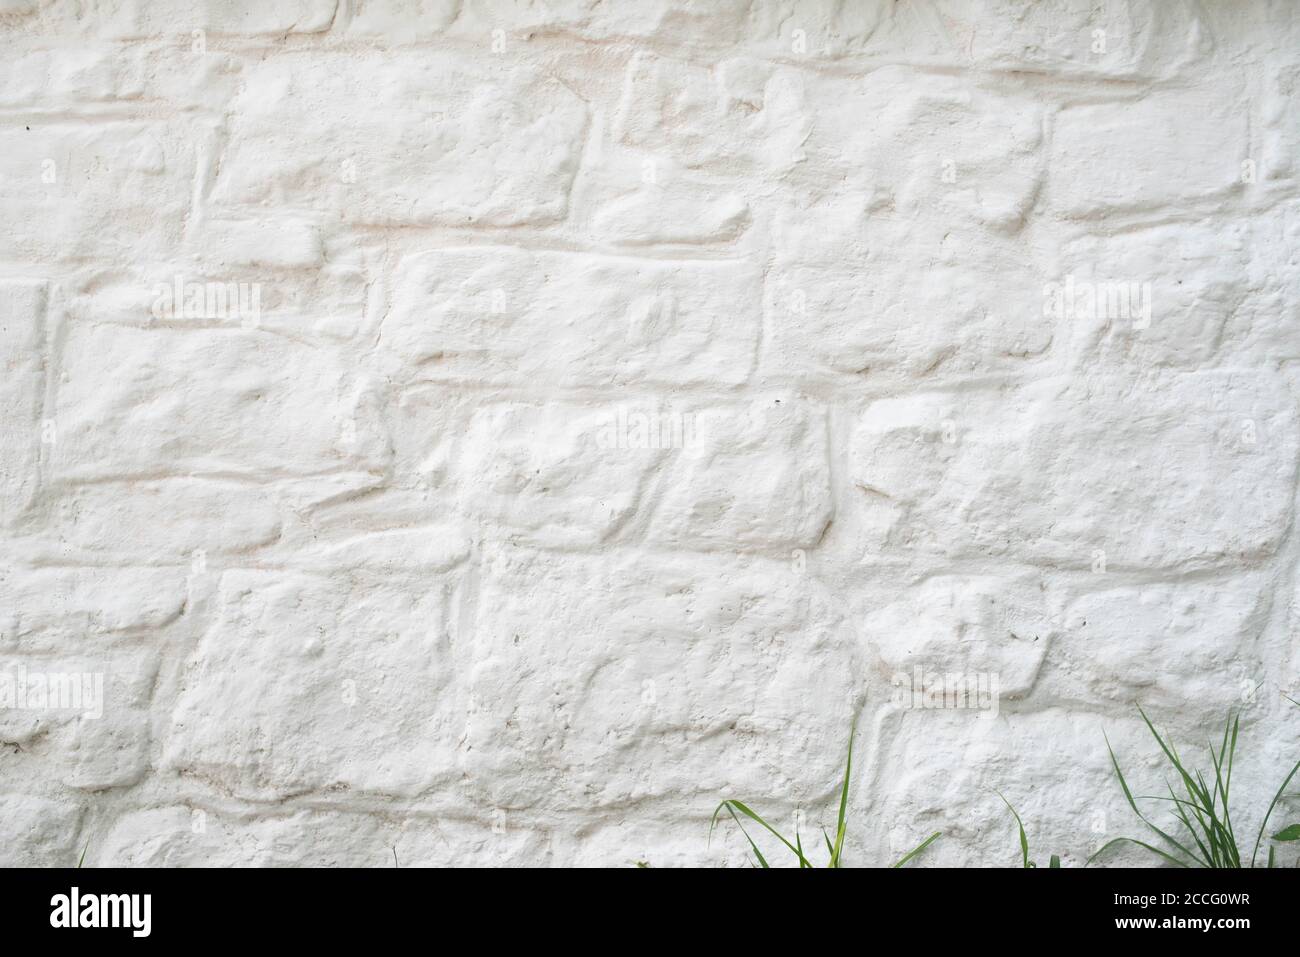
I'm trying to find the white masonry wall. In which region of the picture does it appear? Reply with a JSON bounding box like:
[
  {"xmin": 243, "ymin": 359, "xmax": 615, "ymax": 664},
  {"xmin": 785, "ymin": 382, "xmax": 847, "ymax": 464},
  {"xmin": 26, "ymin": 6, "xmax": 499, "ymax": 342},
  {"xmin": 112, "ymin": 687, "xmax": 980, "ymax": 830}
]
[{"xmin": 1, "ymin": 0, "xmax": 1298, "ymax": 868}]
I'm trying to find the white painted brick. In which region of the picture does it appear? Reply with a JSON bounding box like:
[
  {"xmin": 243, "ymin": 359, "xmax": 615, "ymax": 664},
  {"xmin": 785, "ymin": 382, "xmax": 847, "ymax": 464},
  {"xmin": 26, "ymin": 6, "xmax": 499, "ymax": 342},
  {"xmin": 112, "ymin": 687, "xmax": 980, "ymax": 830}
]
[
  {"xmin": 765, "ymin": 218, "xmax": 1051, "ymax": 384},
  {"xmin": 802, "ymin": 70, "xmax": 1045, "ymax": 230},
  {"xmin": 0, "ymin": 122, "xmax": 193, "ymax": 262},
  {"xmin": 0, "ymin": 0, "xmax": 339, "ymax": 38},
  {"xmin": 1262, "ymin": 63, "xmax": 1299, "ymax": 184},
  {"xmin": 0, "ymin": 794, "xmax": 83, "ymax": 867},
  {"xmin": 613, "ymin": 53, "xmax": 803, "ymax": 175},
  {"xmin": 65, "ymin": 265, "xmax": 371, "ymax": 341},
  {"xmin": 858, "ymin": 573, "xmax": 1054, "ymax": 701},
  {"xmin": 449, "ymin": 400, "xmax": 663, "ymax": 549},
  {"xmin": 0, "ymin": 648, "xmax": 159, "ymax": 788},
  {"xmin": 462, "ymin": 547, "xmax": 862, "ymax": 810},
  {"xmin": 1055, "ymin": 220, "xmax": 1251, "ymax": 369},
  {"xmin": 51, "ymin": 325, "xmax": 385, "ymax": 480},
  {"xmin": 45, "ymin": 479, "xmax": 283, "ymax": 559},
  {"xmin": 1048, "ymin": 576, "xmax": 1271, "ymax": 717},
  {"xmin": 383, "ymin": 248, "xmax": 761, "ymax": 387},
  {"xmin": 928, "ymin": 0, "xmax": 1209, "ymax": 79},
  {"xmin": 0, "ymin": 48, "xmax": 148, "ymax": 105},
  {"xmin": 851, "ymin": 372, "xmax": 1298, "ymax": 569},
  {"xmin": 584, "ymin": 160, "xmax": 752, "ymax": 247},
  {"xmin": 645, "ymin": 396, "xmax": 833, "ymax": 551},
  {"xmin": 209, "ymin": 52, "xmax": 588, "ymax": 227},
  {"xmin": 196, "ymin": 219, "xmax": 325, "ymax": 269},
  {"xmin": 0, "ymin": 567, "xmax": 187, "ymax": 648},
  {"xmin": 0, "ymin": 281, "xmax": 46, "ymax": 528},
  {"xmin": 164, "ymin": 568, "xmax": 462, "ymax": 800},
  {"xmin": 1047, "ymin": 91, "xmax": 1248, "ymax": 218}
]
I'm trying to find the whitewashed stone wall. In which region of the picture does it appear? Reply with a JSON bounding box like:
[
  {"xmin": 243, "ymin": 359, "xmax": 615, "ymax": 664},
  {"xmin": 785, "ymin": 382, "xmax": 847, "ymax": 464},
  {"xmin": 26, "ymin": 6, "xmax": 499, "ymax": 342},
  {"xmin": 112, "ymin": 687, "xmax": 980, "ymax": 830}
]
[{"xmin": 1, "ymin": 0, "xmax": 1298, "ymax": 868}]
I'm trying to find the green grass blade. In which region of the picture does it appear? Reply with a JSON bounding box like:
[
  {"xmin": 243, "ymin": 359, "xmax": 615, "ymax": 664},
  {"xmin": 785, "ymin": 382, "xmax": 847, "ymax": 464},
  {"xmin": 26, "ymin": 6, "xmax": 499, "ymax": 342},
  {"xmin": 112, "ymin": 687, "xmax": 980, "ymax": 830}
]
[
  {"xmin": 1088, "ymin": 836, "xmax": 1190, "ymax": 868},
  {"xmin": 1104, "ymin": 730, "xmax": 1203, "ymax": 866},
  {"xmin": 1139, "ymin": 708, "xmax": 1209, "ymax": 807},
  {"xmin": 891, "ymin": 831, "xmax": 940, "ymax": 868},
  {"xmin": 722, "ymin": 802, "xmax": 770, "ymax": 868},
  {"xmin": 830, "ymin": 719, "xmax": 856, "ymax": 868},
  {"xmin": 1251, "ymin": 756, "xmax": 1300, "ymax": 867},
  {"xmin": 997, "ymin": 791, "xmax": 1031, "ymax": 868},
  {"xmin": 1160, "ymin": 785, "xmax": 1212, "ymax": 866},
  {"xmin": 713, "ymin": 800, "xmax": 811, "ymax": 867},
  {"xmin": 1224, "ymin": 714, "xmax": 1239, "ymax": 817},
  {"xmin": 1190, "ymin": 768, "xmax": 1231, "ymax": 867},
  {"xmin": 1201, "ymin": 717, "xmax": 1232, "ymax": 858},
  {"xmin": 1212, "ymin": 716, "xmax": 1240, "ymax": 866}
]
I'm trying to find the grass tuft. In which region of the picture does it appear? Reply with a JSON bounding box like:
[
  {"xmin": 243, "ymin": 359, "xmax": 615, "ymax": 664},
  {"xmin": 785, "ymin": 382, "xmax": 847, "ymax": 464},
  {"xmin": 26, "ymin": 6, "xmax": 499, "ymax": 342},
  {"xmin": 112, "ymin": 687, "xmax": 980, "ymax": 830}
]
[
  {"xmin": 710, "ymin": 718, "xmax": 940, "ymax": 868},
  {"xmin": 1090, "ymin": 706, "xmax": 1300, "ymax": 868}
]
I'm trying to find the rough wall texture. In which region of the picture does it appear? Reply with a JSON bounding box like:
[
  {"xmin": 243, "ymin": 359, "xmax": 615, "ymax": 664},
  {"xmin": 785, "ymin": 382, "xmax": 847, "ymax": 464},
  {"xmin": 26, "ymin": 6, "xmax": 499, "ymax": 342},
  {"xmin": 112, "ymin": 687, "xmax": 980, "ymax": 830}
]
[{"xmin": 1, "ymin": 0, "xmax": 1298, "ymax": 868}]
